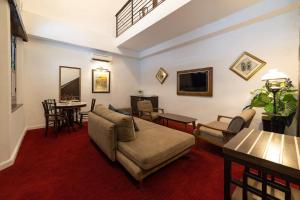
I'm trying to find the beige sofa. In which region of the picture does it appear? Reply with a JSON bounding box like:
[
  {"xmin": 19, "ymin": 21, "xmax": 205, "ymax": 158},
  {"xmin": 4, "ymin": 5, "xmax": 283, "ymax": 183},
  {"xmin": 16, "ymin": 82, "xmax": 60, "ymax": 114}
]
[{"xmin": 88, "ymin": 104, "xmax": 195, "ymax": 181}]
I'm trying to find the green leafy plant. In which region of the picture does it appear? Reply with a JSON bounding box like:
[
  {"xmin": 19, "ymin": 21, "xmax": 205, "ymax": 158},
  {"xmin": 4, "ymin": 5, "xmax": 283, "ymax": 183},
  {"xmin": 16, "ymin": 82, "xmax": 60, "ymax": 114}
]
[{"xmin": 249, "ymin": 79, "xmax": 297, "ymax": 127}]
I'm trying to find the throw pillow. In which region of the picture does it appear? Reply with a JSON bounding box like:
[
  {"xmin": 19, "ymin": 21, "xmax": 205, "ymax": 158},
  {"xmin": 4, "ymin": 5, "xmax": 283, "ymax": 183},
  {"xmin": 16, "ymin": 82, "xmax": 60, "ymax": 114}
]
[{"xmin": 108, "ymin": 104, "xmax": 139, "ymax": 131}]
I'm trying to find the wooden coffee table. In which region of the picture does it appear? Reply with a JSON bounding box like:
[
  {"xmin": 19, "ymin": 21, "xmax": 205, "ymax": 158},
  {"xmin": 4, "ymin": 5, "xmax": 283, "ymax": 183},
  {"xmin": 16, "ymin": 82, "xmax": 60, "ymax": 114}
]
[{"xmin": 158, "ymin": 113, "xmax": 197, "ymax": 130}]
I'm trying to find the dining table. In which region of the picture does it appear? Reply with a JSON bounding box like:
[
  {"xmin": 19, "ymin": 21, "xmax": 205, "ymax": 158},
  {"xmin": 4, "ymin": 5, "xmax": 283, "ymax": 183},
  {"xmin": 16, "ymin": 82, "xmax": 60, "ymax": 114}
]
[{"xmin": 56, "ymin": 101, "xmax": 87, "ymax": 128}]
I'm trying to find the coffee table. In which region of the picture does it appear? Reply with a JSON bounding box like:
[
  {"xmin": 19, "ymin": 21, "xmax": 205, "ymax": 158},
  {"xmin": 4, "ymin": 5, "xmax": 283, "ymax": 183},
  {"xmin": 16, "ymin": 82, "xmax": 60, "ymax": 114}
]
[{"xmin": 158, "ymin": 113, "xmax": 197, "ymax": 130}]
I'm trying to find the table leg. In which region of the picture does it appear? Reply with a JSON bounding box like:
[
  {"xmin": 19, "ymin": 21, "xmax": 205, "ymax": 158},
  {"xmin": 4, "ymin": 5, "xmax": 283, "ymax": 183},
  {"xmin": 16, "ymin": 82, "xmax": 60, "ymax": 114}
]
[
  {"xmin": 243, "ymin": 167, "xmax": 249, "ymax": 200},
  {"xmin": 75, "ymin": 108, "xmax": 78, "ymax": 122},
  {"xmin": 262, "ymin": 171, "xmax": 267, "ymax": 199},
  {"xmin": 285, "ymin": 181, "xmax": 291, "ymax": 200},
  {"xmin": 68, "ymin": 109, "xmax": 74, "ymax": 127},
  {"xmin": 224, "ymin": 156, "xmax": 232, "ymax": 200},
  {"xmin": 192, "ymin": 121, "xmax": 196, "ymax": 129}
]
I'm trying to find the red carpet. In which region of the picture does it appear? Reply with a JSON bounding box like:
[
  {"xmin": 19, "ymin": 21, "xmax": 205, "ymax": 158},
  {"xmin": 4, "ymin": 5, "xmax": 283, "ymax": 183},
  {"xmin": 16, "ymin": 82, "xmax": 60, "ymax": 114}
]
[{"xmin": 0, "ymin": 121, "xmax": 243, "ymax": 200}]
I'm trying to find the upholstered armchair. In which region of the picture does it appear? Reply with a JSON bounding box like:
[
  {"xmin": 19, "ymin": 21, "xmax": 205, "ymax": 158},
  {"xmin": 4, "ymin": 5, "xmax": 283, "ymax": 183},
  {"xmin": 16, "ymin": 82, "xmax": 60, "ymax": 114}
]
[
  {"xmin": 137, "ymin": 100, "xmax": 164, "ymax": 122},
  {"xmin": 193, "ymin": 109, "xmax": 256, "ymax": 147}
]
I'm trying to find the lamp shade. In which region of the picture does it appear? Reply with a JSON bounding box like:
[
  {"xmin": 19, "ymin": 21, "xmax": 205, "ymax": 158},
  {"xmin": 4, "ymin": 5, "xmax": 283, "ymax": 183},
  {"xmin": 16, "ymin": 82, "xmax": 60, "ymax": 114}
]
[{"xmin": 261, "ymin": 69, "xmax": 288, "ymax": 81}]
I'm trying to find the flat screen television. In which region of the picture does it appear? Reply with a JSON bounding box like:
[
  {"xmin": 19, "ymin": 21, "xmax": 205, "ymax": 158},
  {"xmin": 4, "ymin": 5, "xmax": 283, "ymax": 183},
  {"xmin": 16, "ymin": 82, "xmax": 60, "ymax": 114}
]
[{"xmin": 177, "ymin": 67, "xmax": 213, "ymax": 97}]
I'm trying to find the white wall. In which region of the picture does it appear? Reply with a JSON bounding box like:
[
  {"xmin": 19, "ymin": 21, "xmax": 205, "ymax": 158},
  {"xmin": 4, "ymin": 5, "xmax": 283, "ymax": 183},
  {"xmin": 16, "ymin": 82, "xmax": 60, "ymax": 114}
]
[
  {"xmin": 140, "ymin": 10, "xmax": 300, "ymax": 135},
  {"xmin": 23, "ymin": 37, "xmax": 140, "ymax": 129}
]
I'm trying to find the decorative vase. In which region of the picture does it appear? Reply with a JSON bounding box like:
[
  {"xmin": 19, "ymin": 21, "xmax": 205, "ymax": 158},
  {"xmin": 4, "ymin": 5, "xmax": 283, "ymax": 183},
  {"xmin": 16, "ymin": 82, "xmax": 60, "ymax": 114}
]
[{"xmin": 138, "ymin": 90, "xmax": 144, "ymax": 97}]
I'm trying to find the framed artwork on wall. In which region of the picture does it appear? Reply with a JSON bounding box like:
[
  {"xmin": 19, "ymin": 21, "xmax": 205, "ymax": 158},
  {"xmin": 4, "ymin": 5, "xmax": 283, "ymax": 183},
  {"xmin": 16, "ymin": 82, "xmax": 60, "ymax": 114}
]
[
  {"xmin": 177, "ymin": 67, "xmax": 213, "ymax": 97},
  {"xmin": 230, "ymin": 52, "xmax": 266, "ymax": 80},
  {"xmin": 156, "ymin": 67, "xmax": 168, "ymax": 84},
  {"xmin": 92, "ymin": 69, "xmax": 111, "ymax": 93}
]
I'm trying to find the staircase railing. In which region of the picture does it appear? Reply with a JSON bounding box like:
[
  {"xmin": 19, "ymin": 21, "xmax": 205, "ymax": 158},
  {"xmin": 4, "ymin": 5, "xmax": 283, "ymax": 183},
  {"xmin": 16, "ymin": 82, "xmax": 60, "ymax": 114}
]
[{"xmin": 116, "ymin": 0, "xmax": 166, "ymax": 37}]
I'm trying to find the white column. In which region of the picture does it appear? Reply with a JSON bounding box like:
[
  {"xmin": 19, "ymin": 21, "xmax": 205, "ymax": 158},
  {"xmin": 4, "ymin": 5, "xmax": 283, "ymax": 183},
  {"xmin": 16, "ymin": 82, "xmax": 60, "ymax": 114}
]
[{"xmin": 0, "ymin": 0, "xmax": 12, "ymax": 167}]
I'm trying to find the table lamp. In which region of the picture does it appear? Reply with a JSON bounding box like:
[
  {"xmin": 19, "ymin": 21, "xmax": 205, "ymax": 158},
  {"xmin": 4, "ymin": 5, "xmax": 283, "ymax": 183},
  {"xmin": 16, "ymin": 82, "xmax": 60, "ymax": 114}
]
[{"xmin": 261, "ymin": 69, "xmax": 288, "ymax": 114}]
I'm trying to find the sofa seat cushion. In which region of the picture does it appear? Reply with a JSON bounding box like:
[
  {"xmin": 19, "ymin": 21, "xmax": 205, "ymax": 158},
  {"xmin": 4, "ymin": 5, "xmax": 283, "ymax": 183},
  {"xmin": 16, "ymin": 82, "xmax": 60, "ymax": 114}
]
[
  {"xmin": 199, "ymin": 121, "xmax": 229, "ymax": 138},
  {"xmin": 93, "ymin": 104, "xmax": 136, "ymax": 142},
  {"xmin": 133, "ymin": 117, "xmax": 158, "ymax": 131},
  {"xmin": 118, "ymin": 125, "xmax": 195, "ymax": 170}
]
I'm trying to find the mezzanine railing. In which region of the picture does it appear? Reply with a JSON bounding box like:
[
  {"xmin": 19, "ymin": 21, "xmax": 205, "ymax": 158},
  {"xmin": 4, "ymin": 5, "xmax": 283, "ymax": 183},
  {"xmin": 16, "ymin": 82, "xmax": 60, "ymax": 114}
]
[{"xmin": 116, "ymin": 0, "xmax": 166, "ymax": 37}]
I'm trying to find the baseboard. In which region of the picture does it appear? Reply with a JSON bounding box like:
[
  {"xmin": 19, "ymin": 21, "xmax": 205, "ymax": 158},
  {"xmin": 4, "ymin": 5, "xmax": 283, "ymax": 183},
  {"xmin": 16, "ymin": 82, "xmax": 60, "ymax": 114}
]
[
  {"xmin": 0, "ymin": 126, "xmax": 27, "ymax": 171},
  {"xmin": 26, "ymin": 124, "xmax": 45, "ymax": 130}
]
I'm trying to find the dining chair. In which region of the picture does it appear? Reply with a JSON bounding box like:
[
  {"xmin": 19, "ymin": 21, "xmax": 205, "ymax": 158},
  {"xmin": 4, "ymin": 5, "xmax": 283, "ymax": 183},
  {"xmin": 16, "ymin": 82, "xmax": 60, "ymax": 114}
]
[
  {"xmin": 42, "ymin": 99, "xmax": 65, "ymax": 137},
  {"xmin": 80, "ymin": 98, "xmax": 96, "ymax": 127}
]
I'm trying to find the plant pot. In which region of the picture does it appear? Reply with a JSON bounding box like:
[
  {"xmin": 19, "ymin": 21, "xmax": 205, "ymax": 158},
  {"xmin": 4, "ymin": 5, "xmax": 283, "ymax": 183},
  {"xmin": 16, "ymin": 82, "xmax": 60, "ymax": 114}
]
[{"xmin": 262, "ymin": 115, "xmax": 286, "ymax": 134}]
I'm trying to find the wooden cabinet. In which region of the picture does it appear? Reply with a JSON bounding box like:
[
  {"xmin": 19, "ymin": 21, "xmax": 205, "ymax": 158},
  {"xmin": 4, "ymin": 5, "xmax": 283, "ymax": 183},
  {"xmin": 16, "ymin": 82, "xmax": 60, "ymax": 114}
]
[{"xmin": 130, "ymin": 96, "xmax": 159, "ymax": 116}]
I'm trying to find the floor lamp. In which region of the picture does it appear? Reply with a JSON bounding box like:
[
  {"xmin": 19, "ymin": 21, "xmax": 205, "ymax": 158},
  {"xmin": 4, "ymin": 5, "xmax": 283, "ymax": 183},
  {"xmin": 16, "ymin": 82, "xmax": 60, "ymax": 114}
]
[
  {"xmin": 262, "ymin": 69, "xmax": 288, "ymax": 113},
  {"xmin": 261, "ymin": 69, "xmax": 288, "ymax": 133}
]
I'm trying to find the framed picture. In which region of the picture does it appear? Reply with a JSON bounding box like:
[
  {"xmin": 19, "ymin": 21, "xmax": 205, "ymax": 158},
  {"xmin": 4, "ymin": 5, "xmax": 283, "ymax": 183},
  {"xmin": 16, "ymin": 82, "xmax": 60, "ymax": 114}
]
[
  {"xmin": 230, "ymin": 52, "xmax": 266, "ymax": 80},
  {"xmin": 156, "ymin": 68, "xmax": 168, "ymax": 84},
  {"xmin": 92, "ymin": 69, "xmax": 110, "ymax": 93},
  {"xmin": 177, "ymin": 67, "xmax": 213, "ymax": 97}
]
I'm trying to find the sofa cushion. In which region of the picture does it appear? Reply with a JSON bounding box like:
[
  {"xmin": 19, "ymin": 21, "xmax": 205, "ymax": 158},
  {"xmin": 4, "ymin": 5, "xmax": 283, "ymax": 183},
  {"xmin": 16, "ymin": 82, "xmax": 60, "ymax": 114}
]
[
  {"xmin": 199, "ymin": 121, "xmax": 229, "ymax": 138},
  {"xmin": 117, "ymin": 123, "xmax": 195, "ymax": 170},
  {"xmin": 93, "ymin": 104, "xmax": 136, "ymax": 142},
  {"xmin": 108, "ymin": 104, "xmax": 139, "ymax": 131}
]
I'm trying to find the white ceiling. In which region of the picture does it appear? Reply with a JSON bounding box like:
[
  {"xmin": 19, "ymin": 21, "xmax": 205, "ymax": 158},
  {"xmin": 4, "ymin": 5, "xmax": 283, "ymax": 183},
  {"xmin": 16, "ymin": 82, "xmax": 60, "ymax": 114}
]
[
  {"xmin": 120, "ymin": 0, "xmax": 262, "ymax": 51},
  {"xmin": 21, "ymin": 0, "xmax": 263, "ymax": 53},
  {"xmin": 21, "ymin": 0, "xmax": 127, "ymax": 37}
]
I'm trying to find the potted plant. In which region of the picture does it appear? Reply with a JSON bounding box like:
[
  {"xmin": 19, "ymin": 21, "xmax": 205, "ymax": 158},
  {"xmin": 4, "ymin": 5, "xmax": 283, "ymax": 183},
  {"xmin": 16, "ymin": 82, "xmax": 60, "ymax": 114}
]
[{"xmin": 249, "ymin": 79, "xmax": 297, "ymax": 134}]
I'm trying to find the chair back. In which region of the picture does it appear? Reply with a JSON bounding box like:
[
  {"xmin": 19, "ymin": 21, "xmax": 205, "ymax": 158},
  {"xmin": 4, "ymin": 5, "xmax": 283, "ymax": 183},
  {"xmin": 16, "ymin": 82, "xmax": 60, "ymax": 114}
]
[
  {"xmin": 137, "ymin": 100, "xmax": 153, "ymax": 112},
  {"xmin": 42, "ymin": 101, "xmax": 49, "ymax": 116},
  {"xmin": 240, "ymin": 109, "xmax": 256, "ymax": 128},
  {"xmin": 45, "ymin": 99, "xmax": 58, "ymax": 115},
  {"xmin": 90, "ymin": 98, "xmax": 96, "ymax": 111}
]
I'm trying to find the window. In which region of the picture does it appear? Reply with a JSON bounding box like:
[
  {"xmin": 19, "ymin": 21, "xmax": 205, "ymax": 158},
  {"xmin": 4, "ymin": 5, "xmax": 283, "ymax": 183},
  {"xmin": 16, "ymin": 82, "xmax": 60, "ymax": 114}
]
[{"xmin": 11, "ymin": 35, "xmax": 17, "ymax": 107}]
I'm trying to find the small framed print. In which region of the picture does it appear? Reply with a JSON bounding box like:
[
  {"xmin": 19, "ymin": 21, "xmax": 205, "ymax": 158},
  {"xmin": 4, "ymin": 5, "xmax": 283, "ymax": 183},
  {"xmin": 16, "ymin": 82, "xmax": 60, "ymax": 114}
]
[
  {"xmin": 92, "ymin": 69, "xmax": 110, "ymax": 93},
  {"xmin": 156, "ymin": 68, "xmax": 168, "ymax": 84},
  {"xmin": 230, "ymin": 52, "xmax": 266, "ymax": 80}
]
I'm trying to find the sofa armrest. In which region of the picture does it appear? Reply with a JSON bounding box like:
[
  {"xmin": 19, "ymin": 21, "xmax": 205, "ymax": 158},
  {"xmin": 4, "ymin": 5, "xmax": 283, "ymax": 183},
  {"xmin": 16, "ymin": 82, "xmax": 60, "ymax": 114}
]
[
  {"xmin": 194, "ymin": 123, "xmax": 236, "ymax": 137},
  {"xmin": 217, "ymin": 115, "xmax": 233, "ymax": 121},
  {"xmin": 88, "ymin": 112, "xmax": 117, "ymax": 161},
  {"xmin": 153, "ymin": 108, "xmax": 164, "ymax": 113}
]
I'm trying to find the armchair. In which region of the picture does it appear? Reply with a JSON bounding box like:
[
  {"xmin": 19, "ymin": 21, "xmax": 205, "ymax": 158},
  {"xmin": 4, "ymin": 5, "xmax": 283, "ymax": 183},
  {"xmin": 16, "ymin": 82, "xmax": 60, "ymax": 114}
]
[
  {"xmin": 137, "ymin": 100, "xmax": 164, "ymax": 122},
  {"xmin": 193, "ymin": 109, "xmax": 256, "ymax": 147}
]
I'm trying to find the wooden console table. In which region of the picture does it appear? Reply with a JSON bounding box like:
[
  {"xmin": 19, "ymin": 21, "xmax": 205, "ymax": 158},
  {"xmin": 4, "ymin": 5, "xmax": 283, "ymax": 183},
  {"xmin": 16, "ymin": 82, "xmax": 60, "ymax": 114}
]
[{"xmin": 223, "ymin": 128, "xmax": 300, "ymax": 200}]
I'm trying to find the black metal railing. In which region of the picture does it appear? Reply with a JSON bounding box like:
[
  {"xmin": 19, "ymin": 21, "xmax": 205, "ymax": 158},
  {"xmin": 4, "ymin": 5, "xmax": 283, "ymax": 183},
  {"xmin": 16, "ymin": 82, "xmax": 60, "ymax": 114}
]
[{"xmin": 116, "ymin": 0, "xmax": 166, "ymax": 37}]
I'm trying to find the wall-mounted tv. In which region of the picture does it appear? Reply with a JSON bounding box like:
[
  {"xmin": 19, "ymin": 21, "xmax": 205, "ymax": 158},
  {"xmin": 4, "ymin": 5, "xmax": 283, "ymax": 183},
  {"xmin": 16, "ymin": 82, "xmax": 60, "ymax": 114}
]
[{"xmin": 177, "ymin": 67, "xmax": 213, "ymax": 97}]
